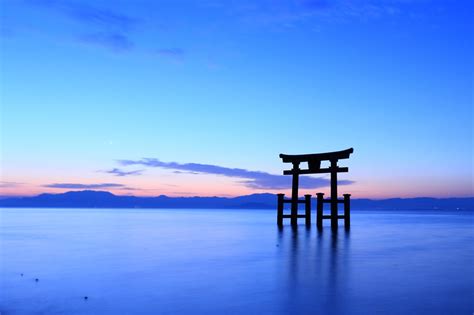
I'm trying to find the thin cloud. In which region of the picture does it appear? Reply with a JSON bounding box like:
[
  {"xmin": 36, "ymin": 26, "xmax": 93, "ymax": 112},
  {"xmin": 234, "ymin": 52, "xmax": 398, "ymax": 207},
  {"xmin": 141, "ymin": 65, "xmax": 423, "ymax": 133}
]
[
  {"xmin": 298, "ymin": 0, "xmax": 331, "ymax": 10},
  {"xmin": 173, "ymin": 170, "xmax": 199, "ymax": 175},
  {"xmin": 103, "ymin": 168, "xmax": 144, "ymax": 177},
  {"xmin": 117, "ymin": 187, "xmax": 140, "ymax": 191},
  {"xmin": 77, "ymin": 33, "xmax": 133, "ymax": 52},
  {"xmin": 0, "ymin": 181, "xmax": 24, "ymax": 188},
  {"xmin": 44, "ymin": 183, "xmax": 126, "ymax": 189},
  {"xmin": 211, "ymin": 0, "xmax": 406, "ymax": 27},
  {"xmin": 25, "ymin": 0, "xmax": 138, "ymax": 52},
  {"xmin": 154, "ymin": 48, "xmax": 185, "ymax": 62},
  {"xmin": 26, "ymin": 0, "xmax": 138, "ymax": 31},
  {"xmin": 118, "ymin": 158, "xmax": 354, "ymax": 190},
  {"xmin": 155, "ymin": 48, "xmax": 184, "ymax": 57}
]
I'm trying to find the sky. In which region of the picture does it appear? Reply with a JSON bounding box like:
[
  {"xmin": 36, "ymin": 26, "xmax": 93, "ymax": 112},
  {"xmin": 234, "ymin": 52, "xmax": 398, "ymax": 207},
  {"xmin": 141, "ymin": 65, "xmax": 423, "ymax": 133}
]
[{"xmin": 0, "ymin": 0, "xmax": 473, "ymax": 198}]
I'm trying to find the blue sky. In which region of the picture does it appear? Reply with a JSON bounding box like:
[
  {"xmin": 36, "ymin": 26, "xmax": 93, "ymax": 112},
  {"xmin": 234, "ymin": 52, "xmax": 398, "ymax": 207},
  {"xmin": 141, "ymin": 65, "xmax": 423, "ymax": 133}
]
[{"xmin": 0, "ymin": 0, "xmax": 472, "ymax": 197}]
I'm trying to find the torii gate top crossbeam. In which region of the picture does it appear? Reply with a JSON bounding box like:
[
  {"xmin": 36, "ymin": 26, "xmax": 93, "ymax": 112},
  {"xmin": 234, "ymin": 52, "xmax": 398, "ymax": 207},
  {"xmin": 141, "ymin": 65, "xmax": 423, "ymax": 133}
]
[
  {"xmin": 279, "ymin": 148, "xmax": 353, "ymax": 164},
  {"xmin": 279, "ymin": 148, "xmax": 354, "ymax": 175}
]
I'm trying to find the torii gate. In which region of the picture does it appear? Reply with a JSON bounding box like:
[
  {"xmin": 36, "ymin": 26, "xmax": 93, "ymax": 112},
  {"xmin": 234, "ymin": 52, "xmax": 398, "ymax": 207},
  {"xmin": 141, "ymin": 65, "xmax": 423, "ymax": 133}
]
[{"xmin": 277, "ymin": 148, "xmax": 354, "ymax": 229}]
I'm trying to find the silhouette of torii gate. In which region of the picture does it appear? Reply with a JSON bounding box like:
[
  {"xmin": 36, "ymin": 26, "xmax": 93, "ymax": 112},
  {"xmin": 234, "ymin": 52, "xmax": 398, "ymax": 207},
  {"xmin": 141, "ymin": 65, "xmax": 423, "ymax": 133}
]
[{"xmin": 277, "ymin": 148, "xmax": 354, "ymax": 229}]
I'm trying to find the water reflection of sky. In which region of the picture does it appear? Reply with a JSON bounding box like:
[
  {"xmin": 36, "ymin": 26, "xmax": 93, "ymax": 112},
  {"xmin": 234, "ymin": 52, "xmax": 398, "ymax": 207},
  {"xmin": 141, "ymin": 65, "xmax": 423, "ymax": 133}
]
[{"xmin": 1, "ymin": 209, "xmax": 473, "ymax": 314}]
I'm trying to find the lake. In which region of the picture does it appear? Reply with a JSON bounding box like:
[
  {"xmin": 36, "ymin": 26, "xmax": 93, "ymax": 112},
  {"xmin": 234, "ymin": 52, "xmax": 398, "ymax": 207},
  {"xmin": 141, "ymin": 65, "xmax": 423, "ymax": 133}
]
[{"xmin": 1, "ymin": 208, "xmax": 473, "ymax": 315}]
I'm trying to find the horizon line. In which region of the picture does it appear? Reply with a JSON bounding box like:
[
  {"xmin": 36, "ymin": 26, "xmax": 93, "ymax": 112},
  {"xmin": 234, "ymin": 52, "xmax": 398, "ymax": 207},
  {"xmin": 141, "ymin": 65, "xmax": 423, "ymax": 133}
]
[{"xmin": 1, "ymin": 190, "xmax": 473, "ymax": 201}]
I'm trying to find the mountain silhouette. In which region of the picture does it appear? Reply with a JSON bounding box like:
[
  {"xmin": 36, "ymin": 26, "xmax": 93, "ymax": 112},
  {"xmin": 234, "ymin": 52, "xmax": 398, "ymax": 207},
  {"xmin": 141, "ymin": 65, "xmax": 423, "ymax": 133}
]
[
  {"xmin": 0, "ymin": 190, "xmax": 472, "ymax": 210},
  {"xmin": 0, "ymin": 190, "xmax": 276, "ymax": 209}
]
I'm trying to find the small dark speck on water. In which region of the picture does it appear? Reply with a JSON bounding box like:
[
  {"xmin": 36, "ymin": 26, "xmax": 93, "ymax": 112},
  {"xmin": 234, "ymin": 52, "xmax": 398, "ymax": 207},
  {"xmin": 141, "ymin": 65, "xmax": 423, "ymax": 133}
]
[
  {"xmin": 35, "ymin": 278, "xmax": 39, "ymax": 282},
  {"xmin": 84, "ymin": 296, "xmax": 88, "ymax": 300},
  {"xmin": 20, "ymin": 273, "xmax": 23, "ymax": 276}
]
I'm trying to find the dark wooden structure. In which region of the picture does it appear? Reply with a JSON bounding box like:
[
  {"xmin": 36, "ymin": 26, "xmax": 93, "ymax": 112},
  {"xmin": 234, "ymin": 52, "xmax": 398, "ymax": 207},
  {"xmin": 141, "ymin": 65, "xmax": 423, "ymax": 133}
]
[{"xmin": 277, "ymin": 148, "xmax": 354, "ymax": 228}]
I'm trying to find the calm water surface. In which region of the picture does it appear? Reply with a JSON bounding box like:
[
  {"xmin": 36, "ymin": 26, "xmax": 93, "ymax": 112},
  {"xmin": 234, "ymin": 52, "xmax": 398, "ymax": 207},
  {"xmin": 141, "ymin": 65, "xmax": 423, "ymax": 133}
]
[{"xmin": 1, "ymin": 208, "xmax": 473, "ymax": 315}]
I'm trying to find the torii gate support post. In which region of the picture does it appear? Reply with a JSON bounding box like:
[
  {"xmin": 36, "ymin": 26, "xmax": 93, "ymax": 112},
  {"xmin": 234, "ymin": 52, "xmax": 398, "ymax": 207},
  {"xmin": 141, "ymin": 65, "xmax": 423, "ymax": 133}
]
[
  {"xmin": 276, "ymin": 193, "xmax": 312, "ymax": 227},
  {"xmin": 290, "ymin": 162, "xmax": 300, "ymax": 226},
  {"xmin": 330, "ymin": 159, "xmax": 338, "ymax": 229},
  {"xmin": 343, "ymin": 194, "xmax": 351, "ymax": 228},
  {"xmin": 304, "ymin": 194, "xmax": 311, "ymax": 225},
  {"xmin": 277, "ymin": 193, "xmax": 284, "ymax": 226},
  {"xmin": 316, "ymin": 193, "xmax": 324, "ymax": 229}
]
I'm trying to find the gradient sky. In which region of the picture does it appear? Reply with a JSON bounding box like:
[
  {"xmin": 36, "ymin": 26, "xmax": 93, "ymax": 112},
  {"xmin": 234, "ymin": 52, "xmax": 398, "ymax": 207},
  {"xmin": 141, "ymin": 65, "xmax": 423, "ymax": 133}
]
[{"xmin": 0, "ymin": 0, "xmax": 473, "ymax": 198}]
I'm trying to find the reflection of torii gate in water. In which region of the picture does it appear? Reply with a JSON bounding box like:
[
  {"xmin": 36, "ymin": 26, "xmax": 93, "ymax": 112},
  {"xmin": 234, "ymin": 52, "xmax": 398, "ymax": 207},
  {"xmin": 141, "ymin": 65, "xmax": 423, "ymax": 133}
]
[{"xmin": 277, "ymin": 148, "xmax": 354, "ymax": 229}]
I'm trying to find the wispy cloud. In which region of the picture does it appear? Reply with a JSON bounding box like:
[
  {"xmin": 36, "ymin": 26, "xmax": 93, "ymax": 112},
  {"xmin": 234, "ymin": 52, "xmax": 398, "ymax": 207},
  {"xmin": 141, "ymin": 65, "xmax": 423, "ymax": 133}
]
[
  {"xmin": 26, "ymin": 0, "xmax": 138, "ymax": 31},
  {"xmin": 102, "ymin": 168, "xmax": 144, "ymax": 177},
  {"xmin": 44, "ymin": 183, "xmax": 126, "ymax": 189},
  {"xmin": 154, "ymin": 48, "xmax": 185, "ymax": 60},
  {"xmin": 209, "ymin": 0, "xmax": 407, "ymax": 28},
  {"xmin": 298, "ymin": 0, "xmax": 331, "ymax": 11},
  {"xmin": 173, "ymin": 170, "xmax": 199, "ymax": 175},
  {"xmin": 77, "ymin": 33, "xmax": 133, "ymax": 52},
  {"xmin": 25, "ymin": 0, "xmax": 138, "ymax": 52},
  {"xmin": 0, "ymin": 181, "xmax": 24, "ymax": 188},
  {"xmin": 118, "ymin": 158, "xmax": 353, "ymax": 190}
]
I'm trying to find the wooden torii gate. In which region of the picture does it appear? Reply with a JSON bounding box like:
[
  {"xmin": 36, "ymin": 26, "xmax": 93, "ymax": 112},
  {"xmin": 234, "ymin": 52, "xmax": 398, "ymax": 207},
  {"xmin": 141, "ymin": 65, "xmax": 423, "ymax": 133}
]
[{"xmin": 277, "ymin": 148, "xmax": 354, "ymax": 229}]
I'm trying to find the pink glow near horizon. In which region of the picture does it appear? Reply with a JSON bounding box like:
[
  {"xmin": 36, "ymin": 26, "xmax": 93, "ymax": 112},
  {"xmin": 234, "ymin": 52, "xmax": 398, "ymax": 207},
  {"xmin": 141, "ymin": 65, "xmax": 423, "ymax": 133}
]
[
  {"xmin": 1, "ymin": 176, "xmax": 472, "ymax": 199},
  {"xmin": 1, "ymin": 162, "xmax": 472, "ymax": 198}
]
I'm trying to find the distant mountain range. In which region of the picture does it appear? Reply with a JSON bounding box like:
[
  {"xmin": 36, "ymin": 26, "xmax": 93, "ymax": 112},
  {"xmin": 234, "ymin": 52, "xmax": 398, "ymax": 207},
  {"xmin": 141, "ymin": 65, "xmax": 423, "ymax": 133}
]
[{"xmin": 0, "ymin": 190, "xmax": 473, "ymax": 210}]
